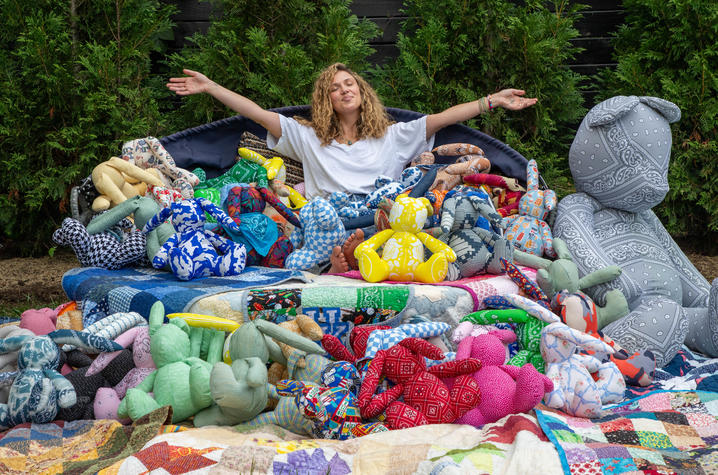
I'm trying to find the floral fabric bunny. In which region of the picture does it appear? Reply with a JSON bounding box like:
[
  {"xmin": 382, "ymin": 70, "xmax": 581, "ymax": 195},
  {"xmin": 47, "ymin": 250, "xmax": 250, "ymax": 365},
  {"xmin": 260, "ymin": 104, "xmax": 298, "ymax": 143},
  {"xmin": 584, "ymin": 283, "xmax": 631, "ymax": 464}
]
[
  {"xmin": 503, "ymin": 159, "xmax": 557, "ymax": 257},
  {"xmin": 0, "ymin": 330, "xmax": 122, "ymax": 430},
  {"xmin": 276, "ymin": 361, "xmax": 388, "ymax": 439}
]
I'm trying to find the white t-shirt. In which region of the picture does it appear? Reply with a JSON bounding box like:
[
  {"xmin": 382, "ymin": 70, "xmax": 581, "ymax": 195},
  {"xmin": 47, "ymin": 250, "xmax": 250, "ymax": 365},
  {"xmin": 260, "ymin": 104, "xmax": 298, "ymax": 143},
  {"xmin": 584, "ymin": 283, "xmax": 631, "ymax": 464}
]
[{"xmin": 266, "ymin": 114, "xmax": 435, "ymax": 199}]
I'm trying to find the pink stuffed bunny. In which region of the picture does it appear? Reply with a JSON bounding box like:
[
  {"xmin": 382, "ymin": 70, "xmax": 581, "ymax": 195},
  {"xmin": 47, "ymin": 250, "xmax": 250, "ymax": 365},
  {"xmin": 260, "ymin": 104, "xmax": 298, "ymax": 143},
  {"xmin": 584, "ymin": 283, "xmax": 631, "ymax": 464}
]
[
  {"xmin": 90, "ymin": 326, "xmax": 156, "ymax": 420},
  {"xmin": 453, "ymin": 329, "xmax": 553, "ymax": 426}
]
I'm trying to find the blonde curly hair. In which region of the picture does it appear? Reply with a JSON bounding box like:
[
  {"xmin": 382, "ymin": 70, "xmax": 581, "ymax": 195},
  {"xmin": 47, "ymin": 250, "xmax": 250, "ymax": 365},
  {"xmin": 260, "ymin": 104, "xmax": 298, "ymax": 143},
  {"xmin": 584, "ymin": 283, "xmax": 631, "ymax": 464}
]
[{"xmin": 297, "ymin": 63, "xmax": 394, "ymax": 146}]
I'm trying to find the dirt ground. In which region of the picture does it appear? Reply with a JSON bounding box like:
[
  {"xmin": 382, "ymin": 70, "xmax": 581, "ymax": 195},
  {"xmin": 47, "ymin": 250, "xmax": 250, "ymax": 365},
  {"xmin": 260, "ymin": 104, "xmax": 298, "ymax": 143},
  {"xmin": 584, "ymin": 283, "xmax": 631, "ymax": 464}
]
[{"xmin": 1, "ymin": 242, "xmax": 717, "ymax": 313}]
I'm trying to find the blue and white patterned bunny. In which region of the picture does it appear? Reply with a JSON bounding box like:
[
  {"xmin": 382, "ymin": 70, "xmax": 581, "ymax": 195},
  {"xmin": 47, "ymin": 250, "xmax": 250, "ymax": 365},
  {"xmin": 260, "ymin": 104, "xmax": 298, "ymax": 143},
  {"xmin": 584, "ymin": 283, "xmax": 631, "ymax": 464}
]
[
  {"xmin": 541, "ymin": 322, "xmax": 625, "ymax": 418},
  {"xmin": 285, "ymin": 197, "xmax": 346, "ymax": 271},
  {"xmin": 143, "ymin": 197, "xmax": 247, "ymax": 280},
  {"xmin": 328, "ymin": 167, "xmax": 424, "ymax": 219},
  {"xmin": 0, "ymin": 330, "xmax": 122, "ymax": 430}
]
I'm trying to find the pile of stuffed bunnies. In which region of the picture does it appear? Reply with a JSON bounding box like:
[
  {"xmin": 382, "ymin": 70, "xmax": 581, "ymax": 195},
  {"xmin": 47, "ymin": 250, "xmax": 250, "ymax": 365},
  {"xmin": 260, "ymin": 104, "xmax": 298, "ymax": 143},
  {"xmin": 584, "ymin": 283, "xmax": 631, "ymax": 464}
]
[{"xmin": 5, "ymin": 95, "xmax": 714, "ymax": 436}]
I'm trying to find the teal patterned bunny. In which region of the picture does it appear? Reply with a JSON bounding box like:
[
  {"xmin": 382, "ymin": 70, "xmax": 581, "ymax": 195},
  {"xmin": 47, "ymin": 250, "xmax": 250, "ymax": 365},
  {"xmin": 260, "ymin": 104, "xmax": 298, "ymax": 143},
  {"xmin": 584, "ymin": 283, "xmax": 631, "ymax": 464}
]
[{"xmin": 0, "ymin": 330, "xmax": 122, "ymax": 430}]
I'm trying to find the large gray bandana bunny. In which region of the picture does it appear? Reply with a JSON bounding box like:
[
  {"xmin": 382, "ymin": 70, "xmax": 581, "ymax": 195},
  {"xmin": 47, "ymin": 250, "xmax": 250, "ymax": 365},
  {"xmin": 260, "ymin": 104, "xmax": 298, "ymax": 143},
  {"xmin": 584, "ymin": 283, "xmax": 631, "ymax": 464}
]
[{"xmin": 554, "ymin": 96, "xmax": 718, "ymax": 367}]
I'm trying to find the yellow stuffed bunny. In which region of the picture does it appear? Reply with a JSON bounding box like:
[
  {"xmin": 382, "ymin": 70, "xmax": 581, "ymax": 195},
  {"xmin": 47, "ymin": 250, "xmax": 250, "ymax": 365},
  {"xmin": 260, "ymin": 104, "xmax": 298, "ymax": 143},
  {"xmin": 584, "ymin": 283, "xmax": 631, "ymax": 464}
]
[
  {"xmin": 354, "ymin": 194, "xmax": 457, "ymax": 283},
  {"xmin": 91, "ymin": 157, "xmax": 164, "ymax": 212}
]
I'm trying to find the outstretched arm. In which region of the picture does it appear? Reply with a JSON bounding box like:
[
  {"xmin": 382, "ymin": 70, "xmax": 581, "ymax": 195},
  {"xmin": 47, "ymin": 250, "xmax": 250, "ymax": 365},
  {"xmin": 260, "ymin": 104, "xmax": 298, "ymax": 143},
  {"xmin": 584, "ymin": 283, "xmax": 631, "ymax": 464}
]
[
  {"xmin": 167, "ymin": 69, "xmax": 281, "ymax": 139},
  {"xmin": 425, "ymin": 89, "xmax": 537, "ymax": 139}
]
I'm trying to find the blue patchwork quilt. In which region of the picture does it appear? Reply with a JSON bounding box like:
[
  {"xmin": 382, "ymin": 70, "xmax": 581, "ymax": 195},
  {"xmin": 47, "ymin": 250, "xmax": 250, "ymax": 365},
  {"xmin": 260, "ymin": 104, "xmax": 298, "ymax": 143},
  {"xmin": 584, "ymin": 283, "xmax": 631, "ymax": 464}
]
[{"xmin": 61, "ymin": 266, "xmax": 306, "ymax": 326}]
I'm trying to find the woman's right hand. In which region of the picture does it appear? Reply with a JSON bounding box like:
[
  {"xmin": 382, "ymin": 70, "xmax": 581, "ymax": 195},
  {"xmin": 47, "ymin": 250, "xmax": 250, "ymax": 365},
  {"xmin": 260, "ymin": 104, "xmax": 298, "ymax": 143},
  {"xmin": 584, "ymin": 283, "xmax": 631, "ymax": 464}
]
[{"xmin": 166, "ymin": 69, "xmax": 214, "ymax": 96}]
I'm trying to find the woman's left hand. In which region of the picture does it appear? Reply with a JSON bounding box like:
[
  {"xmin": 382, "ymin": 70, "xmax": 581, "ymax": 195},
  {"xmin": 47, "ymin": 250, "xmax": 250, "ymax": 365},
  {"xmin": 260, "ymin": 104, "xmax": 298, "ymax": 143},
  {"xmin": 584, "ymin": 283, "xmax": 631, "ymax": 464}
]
[{"xmin": 491, "ymin": 89, "xmax": 537, "ymax": 111}]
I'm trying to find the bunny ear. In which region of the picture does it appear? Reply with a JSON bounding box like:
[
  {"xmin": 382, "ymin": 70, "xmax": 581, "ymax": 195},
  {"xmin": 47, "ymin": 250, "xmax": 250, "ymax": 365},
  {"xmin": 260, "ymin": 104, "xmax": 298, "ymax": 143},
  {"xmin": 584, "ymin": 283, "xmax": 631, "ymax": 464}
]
[
  {"xmin": 148, "ymin": 301, "xmax": 165, "ymax": 335},
  {"xmin": 255, "ymin": 319, "xmax": 324, "ymax": 355},
  {"xmin": 276, "ymin": 379, "xmax": 306, "ymax": 397},
  {"xmin": 0, "ymin": 335, "xmax": 33, "ymax": 353},
  {"xmin": 525, "ymin": 160, "xmax": 539, "ymax": 191},
  {"xmin": 638, "ymin": 96, "xmax": 681, "ymax": 123},
  {"xmin": 49, "ymin": 329, "xmax": 123, "ymax": 353},
  {"xmin": 586, "ymin": 96, "xmax": 641, "ymax": 127},
  {"xmin": 489, "ymin": 329, "xmax": 517, "ymax": 344},
  {"xmin": 399, "ymin": 337, "xmax": 444, "ymax": 360},
  {"xmin": 503, "ymin": 294, "xmax": 560, "ymax": 324},
  {"xmin": 546, "ymin": 323, "xmax": 614, "ymax": 354},
  {"xmin": 86, "ymin": 326, "xmax": 142, "ymax": 376}
]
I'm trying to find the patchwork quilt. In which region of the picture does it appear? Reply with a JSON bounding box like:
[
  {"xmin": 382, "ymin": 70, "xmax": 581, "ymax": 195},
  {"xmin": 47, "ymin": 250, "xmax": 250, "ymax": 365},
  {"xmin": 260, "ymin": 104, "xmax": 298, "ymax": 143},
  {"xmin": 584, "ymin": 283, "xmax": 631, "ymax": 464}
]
[
  {"xmin": 61, "ymin": 266, "xmax": 307, "ymax": 326},
  {"xmin": 104, "ymin": 411, "xmax": 561, "ymax": 474},
  {"xmin": 536, "ymin": 390, "xmax": 718, "ymax": 474}
]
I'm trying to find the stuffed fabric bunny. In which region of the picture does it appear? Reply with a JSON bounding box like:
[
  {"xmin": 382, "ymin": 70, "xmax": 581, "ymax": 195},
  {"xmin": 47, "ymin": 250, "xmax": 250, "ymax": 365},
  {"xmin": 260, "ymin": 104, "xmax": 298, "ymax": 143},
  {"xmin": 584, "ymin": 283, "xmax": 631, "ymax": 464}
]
[
  {"xmin": 143, "ymin": 197, "xmax": 247, "ymax": 280},
  {"xmin": 541, "ymin": 322, "xmax": 625, "ymax": 418},
  {"xmin": 0, "ymin": 326, "xmax": 35, "ymax": 404},
  {"xmin": 0, "ymin": 330, "xmax": 123, "ymax": 429},
  {"xmin": 357, "ymin": 338, "xmax": 481, "ymax": 429},
  {"xmin": 553, "ymin": 96, "xmax": 718, "ymax": 365},
  {"xmin": 86, "ymin": 195, "xmax": 176, "ymax": 267},
  {"xmin": 121, "ymin": 136, "xmax": 199, "ymax": 199},
  {"xmin": 440, "ymin": 189, "xmax": 513, "ymax": 279},
  {"xmin": 91, "ymin": 326, "xmax": 156, "ymax": 420},
  {"xmin": 453, "ymin": 329, "xmax": 553, "ymax": 426},
  {"xmin": 194, "ymin": 317, "xmax": 325, "ymax": 427},
  {"xmin": 503, "ymin": 159, "xmax": 557, "ymax": 258},
  {"xmin": 56, "ymin": 348, "xmax": 135, "ymax": 422},
  {"xmin": 354, "ymin": 194, "xmax": 457, "ymax": 283},
  {"xmin": 52, "ymin": 217, "xmax": 147, "ymax": 270},
  {"xmin": 285, "ymin": 197, "xmax": 346, "ymax": 271},
  {"xmin": 276, "ymin": 361, "xmax": 388, "ymax": 439},
  {"xmin": 90, "ymin": 156, "xmax": 165, "ymax": 212},
  {"xmin": 117, "ymin": 302, "xmax": 223, "ymax": 423}
]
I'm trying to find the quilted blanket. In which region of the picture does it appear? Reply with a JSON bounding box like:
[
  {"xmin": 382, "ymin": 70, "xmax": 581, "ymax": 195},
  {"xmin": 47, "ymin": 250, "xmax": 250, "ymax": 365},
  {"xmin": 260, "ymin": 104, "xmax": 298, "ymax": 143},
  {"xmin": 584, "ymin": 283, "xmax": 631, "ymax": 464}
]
[
  {"xmin": 100, "ymin": 412, "xmax": 561, "ymax": 474},
  {"xmin": 536, "ymin": 390, "xmax": 718, "ymax": 475},
  {"xmin": 625, "ymin": 346, "xmax": 718, "ymax": 398},
  {"xmin": 0, "ymin": 405, "xmax": 171, "ymax": 474},
  {"xmin": 61, "ymin": 266, "xmax": 306, "ymax": 326}
]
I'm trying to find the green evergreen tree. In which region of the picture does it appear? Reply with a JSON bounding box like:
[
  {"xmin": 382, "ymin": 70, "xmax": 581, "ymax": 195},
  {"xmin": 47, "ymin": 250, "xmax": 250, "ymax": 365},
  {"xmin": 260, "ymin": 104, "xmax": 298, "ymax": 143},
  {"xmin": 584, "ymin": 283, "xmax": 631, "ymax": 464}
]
[
  {"xmin": 0, "ymin": 0, "xmax": 176, "ymax": 255},
  {"xmin": 597, "ymin": 0, "xmax": 718, "ymax": 240},
  {"xmin": 163, "ymin": 0, "xmax": 380, "ymax": 129},
  {"xmin": 370, "ymin": 0, "xmax": 587, "ymax": 196}
]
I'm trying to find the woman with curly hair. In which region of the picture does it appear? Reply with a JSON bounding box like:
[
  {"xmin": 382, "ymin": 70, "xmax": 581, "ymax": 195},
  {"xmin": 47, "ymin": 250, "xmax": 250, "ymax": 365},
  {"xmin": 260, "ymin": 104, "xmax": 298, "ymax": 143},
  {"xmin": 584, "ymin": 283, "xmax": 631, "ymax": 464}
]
[{"xmin": 167, "ymin": 63, "xmax": 536, "ymax": 200}]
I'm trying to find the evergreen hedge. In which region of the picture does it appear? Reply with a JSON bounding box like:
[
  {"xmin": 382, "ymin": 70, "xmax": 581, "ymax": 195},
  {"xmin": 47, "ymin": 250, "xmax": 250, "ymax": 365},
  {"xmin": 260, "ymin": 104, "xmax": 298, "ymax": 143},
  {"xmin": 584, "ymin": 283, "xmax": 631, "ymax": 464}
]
[
  {"xmin": 596, "ymin": 0, "xmax": 718, "ymax": 242},
  {"xmin": 0, "ymin": 0, "xmax": 177, "ymax": 255},
  {"xmin": 370, "ymin": 0, "xmax": 587, "ymax": 198},
  {"xmin": 162, "ymin": 0, "xmax": 381, "ymax": 130}
]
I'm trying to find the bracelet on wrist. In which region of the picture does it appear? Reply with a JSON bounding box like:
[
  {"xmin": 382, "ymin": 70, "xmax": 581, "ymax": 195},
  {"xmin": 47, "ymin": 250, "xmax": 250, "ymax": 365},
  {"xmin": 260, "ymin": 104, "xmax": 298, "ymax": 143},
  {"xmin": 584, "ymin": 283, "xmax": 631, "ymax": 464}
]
[{"xmin": 487, "ymin": 95, "xmax": 494, "ymax": 111}]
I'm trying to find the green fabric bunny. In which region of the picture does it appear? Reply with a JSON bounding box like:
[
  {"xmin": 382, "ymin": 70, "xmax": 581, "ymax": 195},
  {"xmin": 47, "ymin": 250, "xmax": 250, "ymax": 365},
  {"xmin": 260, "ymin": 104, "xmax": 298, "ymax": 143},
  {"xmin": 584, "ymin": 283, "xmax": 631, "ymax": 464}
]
[{"xmin": 117, "ymin": 301, "xmax": 224, "ymax": 423}]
